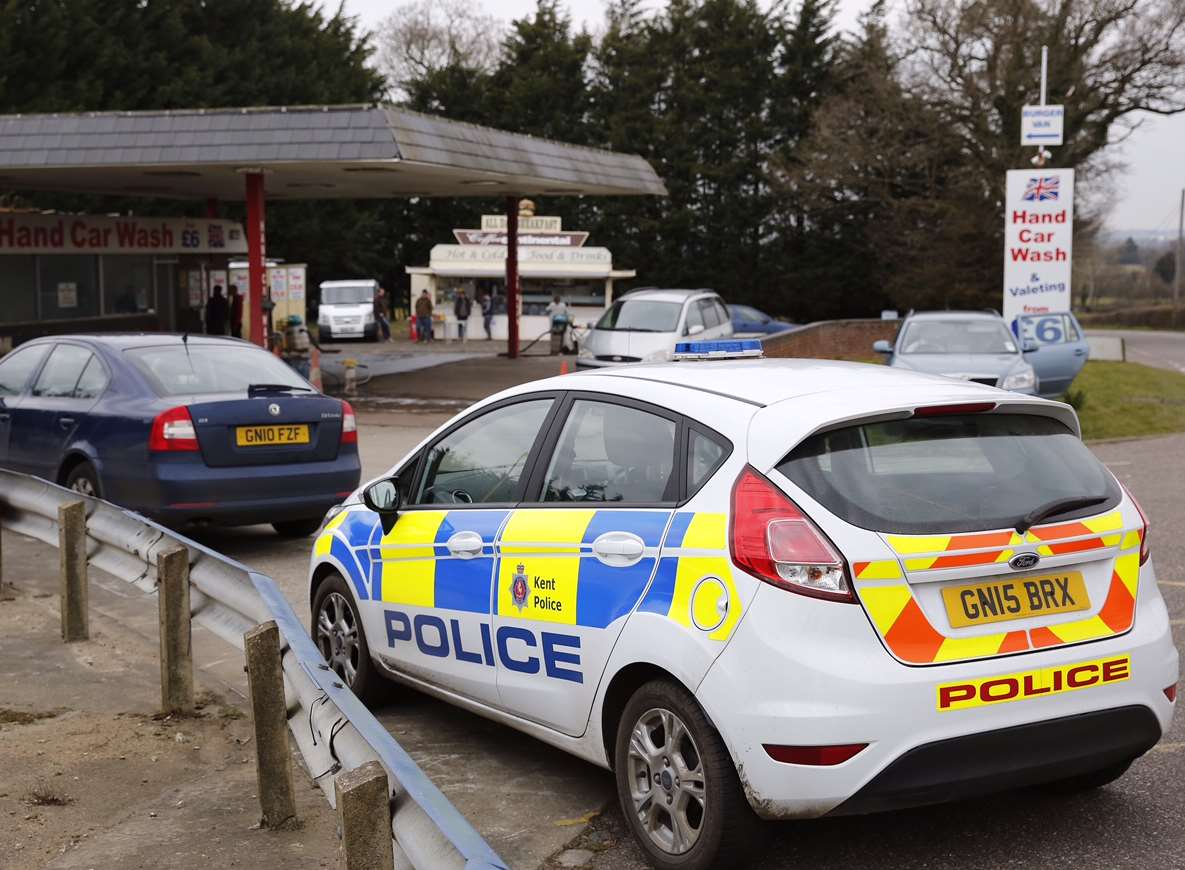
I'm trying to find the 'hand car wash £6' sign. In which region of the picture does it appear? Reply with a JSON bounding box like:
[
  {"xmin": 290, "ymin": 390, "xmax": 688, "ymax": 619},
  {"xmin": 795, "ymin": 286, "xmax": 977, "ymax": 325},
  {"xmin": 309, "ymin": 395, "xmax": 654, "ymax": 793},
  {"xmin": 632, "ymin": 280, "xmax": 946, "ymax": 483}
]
[{"xmin": 1002, "ymin": 168, "xmax": 1074, "ymax": 333}]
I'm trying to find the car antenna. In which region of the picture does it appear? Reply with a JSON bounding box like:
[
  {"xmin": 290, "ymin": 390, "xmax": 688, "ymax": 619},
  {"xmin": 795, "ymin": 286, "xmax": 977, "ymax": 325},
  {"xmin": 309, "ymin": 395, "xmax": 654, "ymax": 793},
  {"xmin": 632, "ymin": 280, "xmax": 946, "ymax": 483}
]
[{"xmin": 181, "ymin": 332, "xmax": 195, "ymax": 369}]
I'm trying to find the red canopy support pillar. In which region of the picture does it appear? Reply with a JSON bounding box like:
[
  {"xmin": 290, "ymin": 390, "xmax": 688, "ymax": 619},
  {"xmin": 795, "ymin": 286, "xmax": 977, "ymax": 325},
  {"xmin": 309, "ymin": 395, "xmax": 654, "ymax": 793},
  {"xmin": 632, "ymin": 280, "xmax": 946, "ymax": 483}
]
[
  {"xmin": 244, "ymin": 171, "xmax": 267, "ymax": 348},
  {"xmin": 505, "ymin": 196, "xmax": 519, "ymax": 359}
]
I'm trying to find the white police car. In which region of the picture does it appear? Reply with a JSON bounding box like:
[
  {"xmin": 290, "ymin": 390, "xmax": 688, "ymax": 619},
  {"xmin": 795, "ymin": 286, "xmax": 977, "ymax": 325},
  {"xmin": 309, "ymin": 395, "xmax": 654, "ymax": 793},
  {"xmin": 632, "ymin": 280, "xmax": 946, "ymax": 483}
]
[{"xmin": 308, "ymin": 339, "xmax": 1177, "ymax": 869}]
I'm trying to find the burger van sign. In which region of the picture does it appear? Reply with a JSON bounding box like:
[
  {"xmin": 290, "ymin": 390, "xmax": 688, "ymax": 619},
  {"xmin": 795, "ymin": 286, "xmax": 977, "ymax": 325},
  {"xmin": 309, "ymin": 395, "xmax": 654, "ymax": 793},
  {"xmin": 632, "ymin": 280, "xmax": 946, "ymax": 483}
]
[{"xmin": 1002, "ymin": 168, "xmax": 1074, "ymax": 332}]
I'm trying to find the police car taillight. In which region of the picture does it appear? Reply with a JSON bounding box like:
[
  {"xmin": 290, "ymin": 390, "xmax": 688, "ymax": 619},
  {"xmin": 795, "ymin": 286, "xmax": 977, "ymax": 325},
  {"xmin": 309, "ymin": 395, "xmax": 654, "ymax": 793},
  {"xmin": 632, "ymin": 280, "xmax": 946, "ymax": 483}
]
[
  {"xmin": 729, "ymin": 465, "xmax": 853, "ymax": 602},
  {"xmin": 340, "ymin": 400, "xmax": 358, "ymax": 445},
  {"xmin": 149, "ymin": 405, "xmax": 199, "ymax": 452},
  {"xmin": 1122, "ymin": 483, "xmax": 1150, "ymax": 566}
]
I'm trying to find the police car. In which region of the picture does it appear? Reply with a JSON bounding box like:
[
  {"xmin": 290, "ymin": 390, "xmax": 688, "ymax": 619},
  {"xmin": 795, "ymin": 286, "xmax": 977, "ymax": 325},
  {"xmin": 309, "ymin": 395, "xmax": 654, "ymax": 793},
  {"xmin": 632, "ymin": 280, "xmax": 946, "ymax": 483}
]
[{"xmin": 308, "ymin": 340, "xmax": 1177, "ymax": 870}]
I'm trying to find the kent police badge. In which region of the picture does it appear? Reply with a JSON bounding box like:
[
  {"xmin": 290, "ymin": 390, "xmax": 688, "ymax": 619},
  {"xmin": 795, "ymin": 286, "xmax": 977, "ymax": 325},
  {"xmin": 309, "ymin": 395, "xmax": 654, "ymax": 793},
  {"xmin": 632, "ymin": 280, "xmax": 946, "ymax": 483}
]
[{"xmin": 511, "ymin": 563, "xmax": 529, "ymax": 612}]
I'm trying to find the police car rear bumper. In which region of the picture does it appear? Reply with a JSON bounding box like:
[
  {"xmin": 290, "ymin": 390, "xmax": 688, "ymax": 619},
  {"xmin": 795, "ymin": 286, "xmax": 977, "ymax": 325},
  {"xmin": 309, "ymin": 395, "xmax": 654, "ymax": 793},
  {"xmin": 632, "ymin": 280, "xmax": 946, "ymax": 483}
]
[
  {"xmin": 830, "ymin": 704, "xmax": 1160, "ymax": 816},
  {"xmin": 695, "ymin": 571, "xmax": 1178, "ymax": 820}
]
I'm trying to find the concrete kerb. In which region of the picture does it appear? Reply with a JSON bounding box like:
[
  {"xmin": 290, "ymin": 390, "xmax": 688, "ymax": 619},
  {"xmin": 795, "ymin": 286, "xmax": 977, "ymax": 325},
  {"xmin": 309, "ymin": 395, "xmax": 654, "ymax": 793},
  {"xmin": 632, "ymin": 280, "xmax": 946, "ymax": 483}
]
[{"xmin": 0, "ymin": 469, "xmax": 508, "ymax": 870}]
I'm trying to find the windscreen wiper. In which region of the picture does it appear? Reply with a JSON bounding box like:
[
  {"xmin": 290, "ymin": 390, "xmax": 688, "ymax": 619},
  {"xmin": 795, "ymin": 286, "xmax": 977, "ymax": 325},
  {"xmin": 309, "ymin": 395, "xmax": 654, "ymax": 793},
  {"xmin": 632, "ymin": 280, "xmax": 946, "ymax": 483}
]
[
  {"xmin": 247, "ymin": 383, "xmax": 312, "ymax": 396},
  {"xmin": 1014, "ymin": 495, "xmax": 1109, "ymax": 534}
]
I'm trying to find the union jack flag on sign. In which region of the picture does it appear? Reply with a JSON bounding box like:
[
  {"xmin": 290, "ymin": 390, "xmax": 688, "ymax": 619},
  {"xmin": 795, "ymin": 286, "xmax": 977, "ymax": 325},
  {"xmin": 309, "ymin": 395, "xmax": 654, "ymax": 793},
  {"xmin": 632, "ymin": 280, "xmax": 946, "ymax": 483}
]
[{"xmin": 1022, "ymin": 176, "xmax": 1060, "ymax": 201}]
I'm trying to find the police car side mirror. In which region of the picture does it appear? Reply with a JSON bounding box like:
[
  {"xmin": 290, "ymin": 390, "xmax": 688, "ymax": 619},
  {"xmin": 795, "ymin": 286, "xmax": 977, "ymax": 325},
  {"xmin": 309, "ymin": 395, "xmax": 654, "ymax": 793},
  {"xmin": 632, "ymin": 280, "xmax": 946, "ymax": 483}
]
[
  {"xmin": 873, "ymin": 339, "xmax": 893, "ymax": 354},
  {"xmin": 1022, "ymin": 339, "xmax": 1039, "ymax": 353},
  {"xmin": 363, "ymin": 478, "xmax": 401, "ymax": 532},
  {"xmin": 686, "ymin": 323, "xmax": 705, "ymax": 337}
]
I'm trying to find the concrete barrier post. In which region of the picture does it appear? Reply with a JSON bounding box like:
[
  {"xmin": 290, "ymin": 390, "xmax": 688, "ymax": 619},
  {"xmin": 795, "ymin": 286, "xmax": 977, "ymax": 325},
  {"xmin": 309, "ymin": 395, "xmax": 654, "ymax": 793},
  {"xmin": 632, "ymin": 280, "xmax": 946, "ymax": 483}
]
[
  {"xmin": 244, "ymin": 620, "xmax": 297, "ymax": 829},
  {"xmin": 335, "ymin": 761, "xmax": 394, "ymax": 870},
  {"xmin": 58, "ymin": 501, "xmax": 89, "ymax": 641},
  {"xmin": 158, "ymin": 546, "xmax": 195, "ymax": 715}
]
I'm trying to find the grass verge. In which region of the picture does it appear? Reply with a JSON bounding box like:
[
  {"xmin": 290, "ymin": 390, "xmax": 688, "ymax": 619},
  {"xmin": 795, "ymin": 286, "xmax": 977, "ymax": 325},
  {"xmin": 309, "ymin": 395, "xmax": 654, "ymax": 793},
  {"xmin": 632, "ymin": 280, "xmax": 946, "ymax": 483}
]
[{"xmin": 1068, "ymin": 361, "xmax": 1185, "ymax": 441}]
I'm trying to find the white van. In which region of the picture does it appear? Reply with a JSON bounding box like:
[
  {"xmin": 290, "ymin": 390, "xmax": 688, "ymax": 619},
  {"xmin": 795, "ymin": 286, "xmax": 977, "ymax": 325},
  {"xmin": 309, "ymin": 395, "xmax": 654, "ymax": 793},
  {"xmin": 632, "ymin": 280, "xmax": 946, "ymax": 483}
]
[{"xmin": 318, "ymin": 280, "xmax": 378, "ymax": 341}]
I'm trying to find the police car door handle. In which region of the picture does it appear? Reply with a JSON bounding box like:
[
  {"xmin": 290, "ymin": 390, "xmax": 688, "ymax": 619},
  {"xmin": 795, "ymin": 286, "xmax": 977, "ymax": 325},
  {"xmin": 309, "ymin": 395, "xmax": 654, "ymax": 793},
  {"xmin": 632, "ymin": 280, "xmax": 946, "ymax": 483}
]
[
  {"xmin": 446, "ymin": 530, "xmax": 484, "ymax": 559},
  {"xmin": 592, "ymin": 532, "xmax": 646, "ymax": 567}
]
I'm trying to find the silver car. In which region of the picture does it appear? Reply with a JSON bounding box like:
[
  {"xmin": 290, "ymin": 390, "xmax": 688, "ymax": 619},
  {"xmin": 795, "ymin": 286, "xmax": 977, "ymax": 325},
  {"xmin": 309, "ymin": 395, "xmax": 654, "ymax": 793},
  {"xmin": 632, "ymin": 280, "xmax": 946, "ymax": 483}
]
[
  {"xmin": 576, "ymin": 288, "xmax": 733, "ymax": 368},
  {"xmin": 874, "ymin": 311, "xmax": 1039, "ymax": 395}
]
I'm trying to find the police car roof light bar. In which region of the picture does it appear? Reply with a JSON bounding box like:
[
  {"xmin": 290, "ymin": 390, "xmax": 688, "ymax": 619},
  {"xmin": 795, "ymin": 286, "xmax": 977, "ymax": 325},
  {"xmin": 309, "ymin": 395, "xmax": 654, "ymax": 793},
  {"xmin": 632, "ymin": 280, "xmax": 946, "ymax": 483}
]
[{"xmin": 672, "ymin": 339, "xmax": 763, "ymax": 361}]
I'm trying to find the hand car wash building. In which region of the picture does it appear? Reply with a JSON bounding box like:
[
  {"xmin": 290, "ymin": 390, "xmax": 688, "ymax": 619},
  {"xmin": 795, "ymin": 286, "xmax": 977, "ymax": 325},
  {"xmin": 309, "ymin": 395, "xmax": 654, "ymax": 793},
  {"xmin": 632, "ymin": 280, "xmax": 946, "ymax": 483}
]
[{"xmin": 0, "ymin": 210, "xmax": 248, "ymax": 343}]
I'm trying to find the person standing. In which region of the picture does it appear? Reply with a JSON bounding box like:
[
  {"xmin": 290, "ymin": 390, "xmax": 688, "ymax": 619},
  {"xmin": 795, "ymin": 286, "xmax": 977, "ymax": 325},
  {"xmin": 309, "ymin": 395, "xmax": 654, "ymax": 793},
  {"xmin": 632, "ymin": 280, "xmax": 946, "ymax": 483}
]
[
  {"xmin": 545, "ymin": 293, "xmax": 570, "ymax": 355},
  {"xmin": 414, "ymin": 289, "xmax": 434, "ymax": 342},
  {"xmin": 228, "ymin": 284, "xmax": 244, "ymax": 338},
  {"xmin": 375, "ymin": 285, "xmax": 392, "ymax": 342},
  {"xmin": 480, "ymin": 290, "xmax": 494, "ymax": 340},
  {"xmin": 454, "ymin": 289, "xmax": 472, "ymax": 342},
  {"xmin": 206, "ymin": 284, "xmax": 228, "ymax": 335}
]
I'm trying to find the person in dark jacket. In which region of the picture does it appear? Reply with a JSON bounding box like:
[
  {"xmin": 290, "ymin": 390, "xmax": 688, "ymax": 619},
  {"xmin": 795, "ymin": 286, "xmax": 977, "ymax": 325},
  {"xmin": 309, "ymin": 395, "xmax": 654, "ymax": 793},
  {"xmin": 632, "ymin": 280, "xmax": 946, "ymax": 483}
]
[
  {"xmin": 228, "ymin": 284, "xmax": 244, "ymax": 338},
  {"xmin": 206, "ymin": 285, "xmax": 228, "ymax": 335},
  {"xmin": 480, "ymin": 291, "xmax": 494, "ymax": 339},
  {"xmin": 454, "ymin": 289, "xmax": 472, "ymax": 341},
  {"xmin": 375, "ymin": 286, "xmax": 392, "ymax": 342},
  {"xmin": 414, "ymin": 289, "xmax": 434, "ymax": 342}
]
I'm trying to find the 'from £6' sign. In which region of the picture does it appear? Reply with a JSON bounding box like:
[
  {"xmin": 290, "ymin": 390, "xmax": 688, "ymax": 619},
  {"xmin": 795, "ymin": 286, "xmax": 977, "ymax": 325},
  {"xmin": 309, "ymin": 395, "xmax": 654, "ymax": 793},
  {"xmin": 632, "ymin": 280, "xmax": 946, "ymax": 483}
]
[
  {"xmin": 180, "ymin": 224, "xmax": 201, "ymax": 249},
  {"xmin": 1002, "ymin": 168, "xmax": 1074, "ymax": 333}
]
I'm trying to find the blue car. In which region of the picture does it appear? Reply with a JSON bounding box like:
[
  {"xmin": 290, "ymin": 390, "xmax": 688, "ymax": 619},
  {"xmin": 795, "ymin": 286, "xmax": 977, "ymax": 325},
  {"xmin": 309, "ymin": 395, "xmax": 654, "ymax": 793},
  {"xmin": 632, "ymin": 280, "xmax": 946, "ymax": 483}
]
[
  {"xmin": 0, "ymin": 334, "xmax": 360, "ymax": 536},
  {"xmin": 728, "ymin": 304, "xmax": 794, "ymax": 335}
]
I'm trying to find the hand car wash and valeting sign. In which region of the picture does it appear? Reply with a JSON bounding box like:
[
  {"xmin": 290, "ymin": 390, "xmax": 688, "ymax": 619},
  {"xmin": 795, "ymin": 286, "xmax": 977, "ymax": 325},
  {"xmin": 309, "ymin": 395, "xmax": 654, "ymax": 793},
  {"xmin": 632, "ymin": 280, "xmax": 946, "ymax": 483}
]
[{"xmin": 1002, "ymin": 168, "xmax": 1074, "ymax": 334}]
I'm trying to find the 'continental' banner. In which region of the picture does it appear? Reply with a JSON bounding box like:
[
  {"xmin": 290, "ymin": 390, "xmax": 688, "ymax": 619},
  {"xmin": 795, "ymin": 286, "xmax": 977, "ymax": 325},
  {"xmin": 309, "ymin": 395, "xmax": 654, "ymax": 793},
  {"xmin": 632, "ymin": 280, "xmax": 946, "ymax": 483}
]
[{"xmin": 0, "ymin": 214, "xmax": 249, "ymax": 255}]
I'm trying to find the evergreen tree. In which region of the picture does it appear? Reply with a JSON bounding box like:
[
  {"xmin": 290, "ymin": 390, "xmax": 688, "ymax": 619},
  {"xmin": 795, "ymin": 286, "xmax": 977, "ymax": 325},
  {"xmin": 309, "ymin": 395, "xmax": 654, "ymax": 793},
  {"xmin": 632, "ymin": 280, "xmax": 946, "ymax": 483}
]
[{"xmin": 489, "ymin": 0, "xmax": 593, "ymax": 145}]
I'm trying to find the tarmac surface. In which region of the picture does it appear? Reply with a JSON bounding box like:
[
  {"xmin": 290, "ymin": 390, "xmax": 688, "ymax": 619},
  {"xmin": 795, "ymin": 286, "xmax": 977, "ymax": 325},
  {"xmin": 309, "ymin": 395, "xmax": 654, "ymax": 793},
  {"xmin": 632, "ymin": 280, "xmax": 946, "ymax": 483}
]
[{"xmin": 1089, "ymin": 328, "xmax": 1185, "ymax": 375}]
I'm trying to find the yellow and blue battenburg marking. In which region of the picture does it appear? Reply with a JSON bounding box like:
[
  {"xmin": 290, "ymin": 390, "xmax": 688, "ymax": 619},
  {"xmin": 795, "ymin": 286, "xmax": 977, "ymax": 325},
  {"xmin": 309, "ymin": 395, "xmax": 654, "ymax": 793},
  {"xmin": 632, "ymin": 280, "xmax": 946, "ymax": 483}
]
[
  {"xmin": 378, "ymin": 509, "xmax": 508, "ymax": 611},
  {"xmin": 495, "ymin": 509, "xmax": 671, "ymax": 628},
  {"xmin": 639, "ymin": 511, "xmax": 741, "ymax": 641},
  {"xmin": 315, "ymin": 506, "xmax": 743, "ymax": 640}
]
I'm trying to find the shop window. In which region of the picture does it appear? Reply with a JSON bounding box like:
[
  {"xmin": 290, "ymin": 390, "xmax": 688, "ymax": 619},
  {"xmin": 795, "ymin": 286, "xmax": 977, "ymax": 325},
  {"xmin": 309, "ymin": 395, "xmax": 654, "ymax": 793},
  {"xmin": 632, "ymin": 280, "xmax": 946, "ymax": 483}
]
[
  {"xmin": 102, "ymin": 256, "xmax": 155, "ymax": 315},
  {"xmin": 0, "ymin": 255, "xmax": 38, "ymax": 324},
  {"xmin": 39, "ymin": 255, "xmax": 100, "ymax": 321}
]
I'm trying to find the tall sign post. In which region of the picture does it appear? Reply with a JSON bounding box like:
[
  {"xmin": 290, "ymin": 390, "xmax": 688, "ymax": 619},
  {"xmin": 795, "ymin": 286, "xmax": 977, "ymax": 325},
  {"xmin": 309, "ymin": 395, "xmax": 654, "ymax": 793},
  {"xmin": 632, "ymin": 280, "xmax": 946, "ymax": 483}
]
[
  {"xmin": 1005, "ymin": 45, "xmax": 1072, "ymax": 335},
  {"xmin": 505, "ymin": 196, "xmax": 520, "ymax": 359},
  {"xmin": 243, "ymin": 170, "xmax": 268, "ymax": 348}
]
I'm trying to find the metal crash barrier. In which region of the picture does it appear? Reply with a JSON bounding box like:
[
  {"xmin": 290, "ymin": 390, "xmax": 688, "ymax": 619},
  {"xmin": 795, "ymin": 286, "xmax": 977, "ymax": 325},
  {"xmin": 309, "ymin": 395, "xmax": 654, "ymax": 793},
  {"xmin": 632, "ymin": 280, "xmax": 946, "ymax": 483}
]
[{"xmin": 0, "ymin": 469, "xmax": 507, "ymax": 870}]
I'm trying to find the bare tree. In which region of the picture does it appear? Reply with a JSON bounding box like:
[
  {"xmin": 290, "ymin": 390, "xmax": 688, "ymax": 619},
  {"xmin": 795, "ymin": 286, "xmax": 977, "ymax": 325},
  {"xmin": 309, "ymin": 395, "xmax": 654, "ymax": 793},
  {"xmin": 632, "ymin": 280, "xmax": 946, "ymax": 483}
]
[
  {"xmin": 906, "ymin": 0, "xmax": 1185, "ymax": 181},
  {"xmin": 374, "ymin": 0, "xmax": 503, "ymax": 99}
]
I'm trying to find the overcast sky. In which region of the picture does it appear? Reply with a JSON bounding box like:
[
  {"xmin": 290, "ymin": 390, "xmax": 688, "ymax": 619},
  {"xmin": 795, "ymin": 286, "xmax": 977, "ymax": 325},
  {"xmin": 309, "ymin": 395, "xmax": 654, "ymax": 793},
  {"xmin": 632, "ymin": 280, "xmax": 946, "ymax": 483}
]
[{"xmin": 341, "ymin": 0, "xmax": 1185, "ymax": 234}]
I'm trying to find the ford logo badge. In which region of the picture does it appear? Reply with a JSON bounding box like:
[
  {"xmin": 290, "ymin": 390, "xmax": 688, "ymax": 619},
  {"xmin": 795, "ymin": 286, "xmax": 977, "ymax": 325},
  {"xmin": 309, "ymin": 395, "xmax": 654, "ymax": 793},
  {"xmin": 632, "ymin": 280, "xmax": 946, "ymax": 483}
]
[{"xmin": 1009, "ymin": 553, "xmax": 1040, "ymax": 571}]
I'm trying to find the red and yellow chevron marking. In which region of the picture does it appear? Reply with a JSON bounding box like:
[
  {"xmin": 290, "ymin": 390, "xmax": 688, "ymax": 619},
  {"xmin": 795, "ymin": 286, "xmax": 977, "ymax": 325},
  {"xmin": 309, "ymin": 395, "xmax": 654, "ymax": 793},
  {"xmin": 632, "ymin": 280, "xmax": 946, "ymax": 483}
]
[
  {"xmin": 857, "ymin": 512, "xmax": 1139, "ymax": 665},
  {"xmin": 887, "ymin": 512, "xmax": 1123, "ymax": 573},
  {"xmin": 858, "ymin": 581, "xmax": 1031, "ymax": 663}
]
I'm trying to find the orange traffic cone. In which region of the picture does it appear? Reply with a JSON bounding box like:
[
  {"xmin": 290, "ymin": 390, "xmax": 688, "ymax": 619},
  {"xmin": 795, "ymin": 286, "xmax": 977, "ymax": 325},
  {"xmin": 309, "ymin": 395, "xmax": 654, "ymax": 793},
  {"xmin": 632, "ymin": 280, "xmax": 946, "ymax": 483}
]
[{"xmin": 559, "ymin": 360, "xmax": 569, "ymax": 375}]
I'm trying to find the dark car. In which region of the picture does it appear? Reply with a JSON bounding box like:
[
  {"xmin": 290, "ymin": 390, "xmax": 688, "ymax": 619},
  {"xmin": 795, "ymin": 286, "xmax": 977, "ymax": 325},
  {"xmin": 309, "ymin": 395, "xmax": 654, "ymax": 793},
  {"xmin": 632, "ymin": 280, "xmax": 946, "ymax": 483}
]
[
  {"xmin": 0, "ymin": 334, "xmax": 360, "ymax": 536},
  {"xmin": 728, "ymin": 304, "xmax": 794, "ymax": 335}
]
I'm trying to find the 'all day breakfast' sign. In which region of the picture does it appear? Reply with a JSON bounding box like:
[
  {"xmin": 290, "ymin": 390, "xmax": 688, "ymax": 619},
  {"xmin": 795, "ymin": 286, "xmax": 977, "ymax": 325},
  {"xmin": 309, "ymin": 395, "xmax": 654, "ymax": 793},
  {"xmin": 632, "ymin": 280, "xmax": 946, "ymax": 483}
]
[
  {"xmin": 0, "ymin": 214, "xmax": 248, "ymax": 256},
  {"xmin": 1002, "ymin": 169, "xmax": 1074, "ymax": 332}
]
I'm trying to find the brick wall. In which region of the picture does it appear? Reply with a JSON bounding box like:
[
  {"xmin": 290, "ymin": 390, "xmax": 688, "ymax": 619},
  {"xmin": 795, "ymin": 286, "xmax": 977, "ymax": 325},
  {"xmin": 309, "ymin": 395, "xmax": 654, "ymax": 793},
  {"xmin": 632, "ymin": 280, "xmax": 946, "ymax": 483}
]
[{"xmin": 762, "ymin": 319, "xmax": 900, "ymax": 360}]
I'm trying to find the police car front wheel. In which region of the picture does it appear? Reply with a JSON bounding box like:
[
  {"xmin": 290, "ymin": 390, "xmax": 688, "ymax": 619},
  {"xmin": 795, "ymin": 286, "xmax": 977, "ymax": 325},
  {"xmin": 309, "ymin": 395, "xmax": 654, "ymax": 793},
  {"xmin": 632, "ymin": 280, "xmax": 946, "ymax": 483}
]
[
  {"xmin": 614, "ymin": 680, "xmax": 761, "ymax": 870},
  {"xmin": 313, "ymin": 573, "xmax": 384, "ymax": 703}
]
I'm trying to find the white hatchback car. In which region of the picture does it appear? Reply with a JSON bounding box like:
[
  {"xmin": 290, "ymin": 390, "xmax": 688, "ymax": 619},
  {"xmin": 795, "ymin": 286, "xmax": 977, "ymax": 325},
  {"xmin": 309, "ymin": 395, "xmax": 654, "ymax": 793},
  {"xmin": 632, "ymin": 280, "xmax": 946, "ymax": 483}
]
[
  {"xmin": 308, "ymin": 341, "xmax": 1177, "ymax": 870},
  {"xmin": 576, "ymin": 288, "xmax": 733, "ymax": 368}
]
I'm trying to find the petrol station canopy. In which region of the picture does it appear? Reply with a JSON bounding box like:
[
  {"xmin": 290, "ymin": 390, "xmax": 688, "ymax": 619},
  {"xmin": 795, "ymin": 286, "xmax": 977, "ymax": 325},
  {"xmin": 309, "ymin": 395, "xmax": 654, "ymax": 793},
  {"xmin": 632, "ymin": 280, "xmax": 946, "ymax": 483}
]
[{"xmin": 0, "ymin": 104, "xmax": 667, "ymax": 199}]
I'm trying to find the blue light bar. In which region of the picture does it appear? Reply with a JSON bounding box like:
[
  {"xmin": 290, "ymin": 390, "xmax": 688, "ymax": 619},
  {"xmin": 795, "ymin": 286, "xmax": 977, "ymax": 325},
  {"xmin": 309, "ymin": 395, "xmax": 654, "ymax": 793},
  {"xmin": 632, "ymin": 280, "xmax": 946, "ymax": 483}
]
[{"xmin": 671, "ymin": 339, "xmax": 764, "ymax": 361}]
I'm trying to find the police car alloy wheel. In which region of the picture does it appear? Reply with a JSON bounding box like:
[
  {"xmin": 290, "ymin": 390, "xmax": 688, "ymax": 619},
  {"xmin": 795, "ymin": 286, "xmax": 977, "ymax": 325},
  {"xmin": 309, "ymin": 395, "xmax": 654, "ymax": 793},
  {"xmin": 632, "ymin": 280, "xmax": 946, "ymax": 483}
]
[
  {"xmin": 313, "ymin": 573, "xmax": 383, "ymax": 702},
  {"xmin": 615, "ymin": 680, "xmax": 760, "ymax": 870}
]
